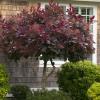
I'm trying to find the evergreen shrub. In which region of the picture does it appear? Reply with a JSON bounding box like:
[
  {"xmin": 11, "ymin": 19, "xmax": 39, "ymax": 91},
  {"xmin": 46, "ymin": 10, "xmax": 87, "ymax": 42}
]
[{"xmin": 57, "ymin": 60, "xmax": 100, "ymax": 100}]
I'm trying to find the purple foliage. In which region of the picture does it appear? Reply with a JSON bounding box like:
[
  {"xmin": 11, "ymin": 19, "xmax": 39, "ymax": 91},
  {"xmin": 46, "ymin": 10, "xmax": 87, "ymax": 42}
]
[{"xmin": 0, "ymin": 1, "xmax": 94, "ymax": 62}]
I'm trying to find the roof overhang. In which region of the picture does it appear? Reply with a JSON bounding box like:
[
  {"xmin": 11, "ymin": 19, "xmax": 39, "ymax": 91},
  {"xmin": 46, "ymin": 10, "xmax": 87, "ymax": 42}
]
[
  {"xmin": 75, "ymin": 0, "xmax": 100, "ymax": 2},
  {"xmin": 28, "ymin": 0, "xmax": 100, "ymax": 3}
]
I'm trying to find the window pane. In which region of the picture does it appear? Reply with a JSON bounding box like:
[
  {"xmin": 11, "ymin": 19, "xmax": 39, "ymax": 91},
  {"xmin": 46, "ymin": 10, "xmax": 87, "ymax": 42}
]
[
  {"xmin": 87, "ymin": 16, "xmax": 90, "ymax": 22},
  {"xmin": 75, "ymin": 7, "xmax": 79, "ymax": 14},
  {"xmin": 81, "ymin": 8, "xmax": 86, "ymax": 15},
  {"xmin": 87, "ymin": 8, "xmax": 93, "ymax": 15},
  {"xmin": 90, "ymin": 24, "xmax": 93, "ymax": 33}
]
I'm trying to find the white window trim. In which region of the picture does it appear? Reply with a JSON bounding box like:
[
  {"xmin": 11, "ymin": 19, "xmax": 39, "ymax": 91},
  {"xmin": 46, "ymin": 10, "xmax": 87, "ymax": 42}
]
[{"xmin": 39, "ymin": 3, "xmax": 97, "ymax": 67}]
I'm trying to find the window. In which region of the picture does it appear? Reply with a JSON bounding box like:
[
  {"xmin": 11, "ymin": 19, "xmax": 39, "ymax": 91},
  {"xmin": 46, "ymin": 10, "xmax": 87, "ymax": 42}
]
[
  {"xmin": 75, "ymin": 7, "xmax": 93, "ymax": 33},
  {"xmin": 75, "ymin": 7, "xmax": 94, "ymax": 61}
]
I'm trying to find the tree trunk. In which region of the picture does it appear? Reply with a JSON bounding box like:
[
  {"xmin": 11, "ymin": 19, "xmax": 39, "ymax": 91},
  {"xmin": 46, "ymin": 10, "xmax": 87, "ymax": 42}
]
[
  {"xmin": 41, "ymin": 60, "xmax": 47, "ymax": 89},
  {"xmin": 41, "ymin": 58, "xmax": 56, "ymax": 89}
]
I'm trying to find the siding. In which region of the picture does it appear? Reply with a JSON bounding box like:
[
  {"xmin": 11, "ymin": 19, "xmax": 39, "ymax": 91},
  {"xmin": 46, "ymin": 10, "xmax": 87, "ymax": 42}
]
[
  {"xmin": 0, "ymin": 1, "xmax": 26, "ymax": 17},
  {"xmin": 97, "ymin": 5, "xmax": 100, "ymax": 64}
]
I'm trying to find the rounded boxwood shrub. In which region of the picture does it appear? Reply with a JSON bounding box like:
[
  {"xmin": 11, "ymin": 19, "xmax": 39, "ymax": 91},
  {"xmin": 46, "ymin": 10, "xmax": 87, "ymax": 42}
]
[
  {"xmin": 11, "ymin": 85, "xmax": 33, "ymax": 100},
  {"xmin": 87, "ymin": 82, "xmax": 100, "ymax": 100},
  {"xmin": 57, "ymin": 60, "xmax": 100, "ymax": 100},
  {"xmin": 0, "ymin": 64, "xmax": 9, "ymax": 100},
  {"xmin": 32, "ymin": 89, "xmax": 70, "ymax": 100}
]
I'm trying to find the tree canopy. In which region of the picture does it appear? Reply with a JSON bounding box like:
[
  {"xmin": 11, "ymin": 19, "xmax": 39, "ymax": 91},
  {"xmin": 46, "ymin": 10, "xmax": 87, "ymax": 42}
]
[{"xmin": 0, "ymin": 1, "xmax": 94, "ymax": 62}]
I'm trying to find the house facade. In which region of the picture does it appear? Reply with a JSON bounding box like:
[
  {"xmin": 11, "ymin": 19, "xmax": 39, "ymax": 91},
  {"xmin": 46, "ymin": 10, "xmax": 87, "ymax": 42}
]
[{"xmin": 0, "ymin": 0, "xmax": 100, "ymax": 89}]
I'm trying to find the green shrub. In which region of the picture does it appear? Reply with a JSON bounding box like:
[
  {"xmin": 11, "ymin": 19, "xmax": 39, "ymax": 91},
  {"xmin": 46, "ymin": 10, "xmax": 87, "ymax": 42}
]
[
  {"xmin": 32, "ymin": 89, "xmax": 71, "ymax": 100},
  {"xmin": 87, "ymin": 82, "xmax": 100, "ymax": 100},
  {"xmin": 11, "ymin": 85, "xmax": 33, "ymax": 100},
  {"xmin": 57, "ymin": 60, "xmax": 100, "ymax": 100},
  {"xmin": 0, "ymin": 64, "xmax": 9, "ymax": 100}
]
